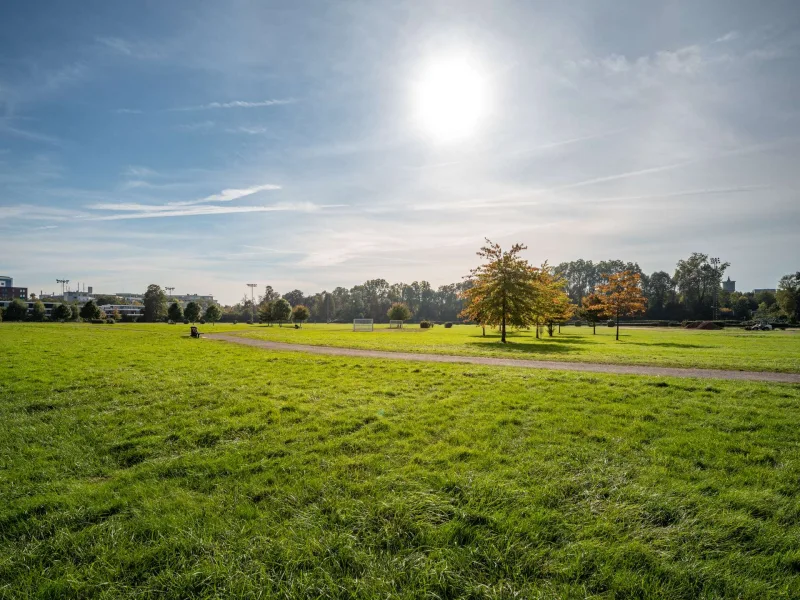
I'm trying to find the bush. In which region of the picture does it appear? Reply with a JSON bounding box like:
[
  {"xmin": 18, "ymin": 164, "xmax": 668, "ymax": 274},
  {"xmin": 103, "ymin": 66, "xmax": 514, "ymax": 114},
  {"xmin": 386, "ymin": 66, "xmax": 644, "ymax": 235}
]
[
  {"xmin": 607, "ymin": 319, "xmax": 615, "ymax": 327},
  {"xmin": 575, "ymin": 322, "xmax": 582, "ymax": 327},
  {"xmin": 247, "ymin": 320, "xmax": 253, "ymax": 325},
  {"xmin": 106, "ymin": 319, "xmax": 115, "ymax": 324},
  {"xmin": 183, "ymin": 319, "xmax": 189, "ymax": 325},
  {"xmin": 233, "ymin": 320, "xmax": 238, "ymax": 325},
  {"xmin": 91, "ymin": 319, "xmax": 105, "ymax": 324},
  {"xmin": 444, "ymin": 322, "xmax": 453, "ymax": 328},
  {"xmin": 420, "ymin": 320, "xmax": 432, "ymax": 329},
  {"xmin": 199, "ymin": 319, "xmax": 206, "ymax": 325}
]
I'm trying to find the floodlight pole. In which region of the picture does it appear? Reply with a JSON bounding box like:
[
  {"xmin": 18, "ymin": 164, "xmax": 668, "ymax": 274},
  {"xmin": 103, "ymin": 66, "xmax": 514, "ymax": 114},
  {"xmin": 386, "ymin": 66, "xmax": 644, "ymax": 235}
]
[
  {"xmin": 165, "ymin": 286, "xmax": 175, "ymax": 302},
  {"xmin": 56, "ymin": 279, "xmax": 70, "ymax": 297},
  {"xmin": 246, "ymin": 284, "xmax": 257, "ymax": 323}
]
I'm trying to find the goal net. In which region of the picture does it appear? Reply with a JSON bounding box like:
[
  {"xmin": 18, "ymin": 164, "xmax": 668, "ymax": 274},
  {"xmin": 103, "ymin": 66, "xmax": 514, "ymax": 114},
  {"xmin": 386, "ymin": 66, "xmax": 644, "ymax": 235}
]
[
  {"xmin": 353, "ymin": 318, "xmax": 374, "ymax": 332},
  {"xmin": 389, "ymin": 320, "xmax": 404, "ymax": 329}
]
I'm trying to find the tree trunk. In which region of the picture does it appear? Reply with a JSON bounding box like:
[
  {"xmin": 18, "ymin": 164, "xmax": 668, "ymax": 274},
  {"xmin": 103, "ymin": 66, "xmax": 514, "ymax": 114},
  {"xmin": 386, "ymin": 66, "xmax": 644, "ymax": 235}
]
[
  {"xmin": 482, "ymin": 324, "xmax": 486, "ymax": 337},
  {"xmin": 558, "ymin": 323, "xmax": 561, "ymax": 334},
  {"xmin": 615, "ymin": 309, "xmax": 620, "ymax": 341},
  {"xmin": 593, "ymin": 321, "xmax": 596, "ymax": 335},
  {"xmin": 501, "ymin": 296, "xmax": 507, "ymax": 343}
]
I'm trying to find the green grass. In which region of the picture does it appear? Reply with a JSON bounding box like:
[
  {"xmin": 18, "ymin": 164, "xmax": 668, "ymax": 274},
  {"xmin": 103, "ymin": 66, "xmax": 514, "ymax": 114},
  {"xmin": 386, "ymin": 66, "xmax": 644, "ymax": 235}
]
[
  {"xmin": 1, "ymin": 323, "xmax": 800, "ymax": 598},
  {"xmin": 236, "ymin": 322, "xmax": 800, "ymax": 373}
]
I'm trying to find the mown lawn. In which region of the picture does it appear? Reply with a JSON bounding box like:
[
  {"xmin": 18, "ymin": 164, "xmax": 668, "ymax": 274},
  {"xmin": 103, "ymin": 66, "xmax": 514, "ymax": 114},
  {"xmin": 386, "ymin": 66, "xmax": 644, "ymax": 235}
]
[
  {"xmin": 237, "ymin": 322, "xmax": 800, "ymax": 373},
  {"xmin": 1, "ymin": 323, "xmax": 799, "ymax": 598}
]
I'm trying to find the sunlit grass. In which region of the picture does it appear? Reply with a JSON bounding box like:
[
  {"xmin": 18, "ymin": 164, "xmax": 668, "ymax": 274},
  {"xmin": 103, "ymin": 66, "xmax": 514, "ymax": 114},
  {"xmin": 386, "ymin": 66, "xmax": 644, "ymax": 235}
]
[
  {"xmin": 233, "ymin": 322, "xmax": 800, "ymax": 373},
  {"xmin": 1, "ymin": 323, "xmax": 799, "ymax": 598}
]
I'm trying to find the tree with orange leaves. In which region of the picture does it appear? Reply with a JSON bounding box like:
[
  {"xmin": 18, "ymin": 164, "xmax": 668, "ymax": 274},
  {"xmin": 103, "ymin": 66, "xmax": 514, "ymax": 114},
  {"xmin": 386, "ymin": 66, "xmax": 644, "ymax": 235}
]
[
  {"xmin": 579, "ymin": 293, "xmax": 607, "ymax": 335},
  {"xmin": 596, "ymin": 270, "xmax": 647, "ymax": 341},
  {"xmin": 459, "ymin": 239, "xmax": 540, "ymax": 343}
]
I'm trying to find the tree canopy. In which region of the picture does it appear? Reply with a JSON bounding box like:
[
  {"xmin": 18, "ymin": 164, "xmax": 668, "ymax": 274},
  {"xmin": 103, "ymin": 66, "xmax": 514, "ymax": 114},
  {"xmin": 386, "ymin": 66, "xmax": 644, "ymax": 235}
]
[
  {"xmin": 292, "ymin": 304, "xmax": 310, "ymax": 324},
  {"xmin": 80, "ymin": 300, "xmax": 101, "ymax": 321},
  {"xmin": 204, "ymin": 304, "xmax": 221, "ymax": 325},
  {"xmin": 184, "ymin": 301, "xmax": 201, "ymax": 323},
  {"xmin": 387, "ymin": 302, "xmax": 412, "ymax": 322},
  {"xmin": 597, "ymin": 271, "xmax": 647, "ymax": 340},
  {"xmin": 459, "ymin": 239, "xmax": 542, "ymax": 343},
  {"xmin": 272, "ymin": 298, "xmax": 292, "ymax": 325},
  {"xmin": 143, "ymin": 284, "xmax": 167, "ymax": 322},
  {"xmin": 167, "ymin": 302, "xmax": 184, "ymax": 322}
]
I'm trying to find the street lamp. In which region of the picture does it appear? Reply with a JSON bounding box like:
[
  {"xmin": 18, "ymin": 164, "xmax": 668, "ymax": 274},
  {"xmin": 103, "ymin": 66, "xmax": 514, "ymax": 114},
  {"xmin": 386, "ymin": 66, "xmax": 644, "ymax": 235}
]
[
  {"xmin": 710, "ymin": 257, "xmax": 720, "ymax": 320},
  {"xmin": 246, "ymin": 284, "xmax": 257, "ymax": 323}
]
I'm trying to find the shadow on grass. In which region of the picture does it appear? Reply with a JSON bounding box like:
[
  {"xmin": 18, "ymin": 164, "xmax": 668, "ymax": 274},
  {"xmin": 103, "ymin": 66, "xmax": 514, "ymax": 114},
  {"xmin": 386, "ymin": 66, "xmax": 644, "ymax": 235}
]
[
  {"xmin": 626, "ymin": 342, "xmax": 713, "ymax": 349},
  {"xmin": 465, "ymin": 337, "xmax": 590, "ymax": 356}
]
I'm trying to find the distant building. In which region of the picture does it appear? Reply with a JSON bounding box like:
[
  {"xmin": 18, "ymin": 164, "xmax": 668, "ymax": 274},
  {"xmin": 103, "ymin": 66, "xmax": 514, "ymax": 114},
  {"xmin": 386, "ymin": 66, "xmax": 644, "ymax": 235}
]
[
  {"xmin": 0, "ymin": 300, "xmax": 58, "ymax": 316},
  {"xmin": 98, "ymin": 304, "xmax": 143, "ymax": 317},
  {"xmin": 753, "ymin": 288, "xmax": 777, "ymax": 295},
  {"xmin": 0, "ymin": 275, "xmax": 28, "ymax": 300},
  {"xmin": 722, "ymin": 277, "xmax": 736, "ymax": 293}
]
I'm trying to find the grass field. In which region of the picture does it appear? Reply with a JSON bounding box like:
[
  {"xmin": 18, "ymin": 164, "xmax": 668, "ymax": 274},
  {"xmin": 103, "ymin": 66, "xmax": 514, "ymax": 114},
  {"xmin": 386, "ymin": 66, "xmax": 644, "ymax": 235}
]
[
  {"xmin": 1, "ymin": 323, "xmax": 800, "ymax": 598},
  {"xmin": 237, "ymin": 322, "xmax": 800, "ymax": 373}
]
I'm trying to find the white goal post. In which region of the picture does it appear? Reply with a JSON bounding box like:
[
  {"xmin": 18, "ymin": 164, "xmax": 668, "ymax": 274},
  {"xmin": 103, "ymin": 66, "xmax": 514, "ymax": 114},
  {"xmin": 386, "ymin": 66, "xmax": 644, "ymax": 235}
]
[
  {"xmin": 353, "ymin": 318, "xmax": 374, "ymax": 332},
  {"xmin": 389, "ymin": 320, "xmax": 404, "ymax": 329}
]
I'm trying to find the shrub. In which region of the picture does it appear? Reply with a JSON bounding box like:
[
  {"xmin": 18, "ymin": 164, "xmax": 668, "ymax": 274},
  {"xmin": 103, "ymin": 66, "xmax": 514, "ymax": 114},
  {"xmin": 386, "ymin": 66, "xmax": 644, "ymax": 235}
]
[
  {"xmin": 106, "ymin": 319, "xmax": 115, "ymax": 324},
  {"xmin": 247, "ymin": 320, "xmax": 253, "ymax": 325},
  {"xmin": 444, "ymin": 322, "xmax": 453, "ymax": 328},
  {"xmin": 183, "ymin": 319, "xmax": 189, "ymax": 325},
  {"xmin": 420, "ymin": 320, "xmax": 432, "ymax": 329},
  {"xmin": 575, "ymin": 322, "xmax": 582, "ymax": 327},
  {"xmin": 168, "ymin": 320, "xmax": 175, "ymax": 325},
  {"xmin": 199, "ymin": 319, "xmax": 206, "ymax": 325},
  {"xmin": 91, "ymin": 319, "xmax": 105, "ymax": 324},
  {"xmin": 233, "ymin": 320, "xmax": 238, "ymax": 325},
  {"xmin": 607, "ymin": 319, "xmax": 615, "ymax": 327}
]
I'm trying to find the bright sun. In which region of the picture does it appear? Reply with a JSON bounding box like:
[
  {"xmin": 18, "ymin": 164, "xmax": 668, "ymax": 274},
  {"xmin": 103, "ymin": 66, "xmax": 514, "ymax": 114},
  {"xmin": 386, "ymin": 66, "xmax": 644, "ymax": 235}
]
[{"xmin": 414, "ymin": 56, "xmax": 488, "ymax": 142}]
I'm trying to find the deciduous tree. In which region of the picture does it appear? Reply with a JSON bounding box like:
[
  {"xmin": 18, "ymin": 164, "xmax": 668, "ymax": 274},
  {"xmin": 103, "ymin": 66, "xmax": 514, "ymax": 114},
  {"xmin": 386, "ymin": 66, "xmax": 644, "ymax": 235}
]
[
  {"xmin": 777, "ymin": 272, "xmax": 800, "ymax": 323},
  {"xmin": 258, "ymin": 301, "xmax": 274, "ymax": 325},
  {"xmin": 143, "ymin": 284, "xmax": 167, "ymax": 322},
  {"xmin": 579, "ymin": 293, "xmax": 606, "ymax": 335},
  {"xmin": 597, "ymin": 271, "xmax": 647, "ymax": 341},
  {"xmin": 387, "ymin": 302, "xmax": 412, "ymax": 322},
  {"xmin": 459, "ymin": 239, "xmax": 540, "ymax": 343},
  {"xmin": 272, "ymin": 298, "xmax": 292, "ymax": 326},
  {"xmin": 292, "ymin": 304, "xmax": 310, "ymax": 326},
  {"xmin": 80, "ymin": 300, "xmax": 101, "ymax": 321},
  {"xmin": 184, "ymin": 301, "xmax": 201, "ymax": 323},
  {"xmin": 167, "ymin": 302, "xmax": 183, "ymax": 322},
  {"xmin": 31, "ymin": 301, "xmax": 46, "ymax": 321},
  {"xmin": 204, "ymin": 304, "xmax": 221, "ymax": 325}
]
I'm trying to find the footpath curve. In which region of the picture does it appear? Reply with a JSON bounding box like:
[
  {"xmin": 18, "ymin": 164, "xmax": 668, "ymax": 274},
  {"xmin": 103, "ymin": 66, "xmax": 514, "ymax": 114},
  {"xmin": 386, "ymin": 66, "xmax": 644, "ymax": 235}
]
[{"xmin": 205, "ymin": 333, "xmax": 800, "ymax": 384}]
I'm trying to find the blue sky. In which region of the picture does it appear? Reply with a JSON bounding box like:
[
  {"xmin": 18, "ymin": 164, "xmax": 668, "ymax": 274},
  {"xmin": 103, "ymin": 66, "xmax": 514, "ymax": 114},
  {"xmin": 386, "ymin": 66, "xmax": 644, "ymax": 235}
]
[{"xmin": 1, "ymin": 0, "xmax": 798, "ymax": 304}]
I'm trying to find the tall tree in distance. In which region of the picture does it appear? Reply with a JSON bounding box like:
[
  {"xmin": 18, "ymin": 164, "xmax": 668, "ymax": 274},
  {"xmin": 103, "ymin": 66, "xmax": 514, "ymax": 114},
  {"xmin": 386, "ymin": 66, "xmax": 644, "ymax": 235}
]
[
  {"xmin": 204, "ymin": 304, "xmax": 221, "ymax": 325},
  {"xmin": 597, "ymin": 271, "xmax": 647, "ymax": 341},
  {"xmin": 272, "ymin": 298, "xmax": 292, "ymax": 327},
  {"xmin": 387, "ymin": 302, "xmax": 412, "ymax": 323},
  {"xmin": 776, "ymin": 272, "xmax": 800, "ymax": 323},
  {"xmin": 258, "ymin": 301, "xmax": 274, "ymax": 325},
  {"xmin": 143, "ymin": 284, "xmax": 167, "ymax": 322},
  {"xmin": 292, "ymin": 304, "xmax": 310, "ymax": 326},
  {"xmin": 282, "ymin": 289, "xmax": 305, "ymax": 307},
  {"xmin": 261, "ymin": 285, "xmax": 281, "ymax": 303},
  {"xmin": 184, "ymin": 301, "xmax": 201, "ymax": 323},
  {"xmin": 322, "ymin": 292, "xmax": 336, "ymax": 323},
  {"xmin": 459, "ymin": 239, "xmax": 540, "ymax": 343},
  {"xmin": 80, "ymin": 300, "xmax": 101, "ymax": 321},
  {"xmin": 167, "ymin": 302, "xmax": 184, "ymax": 322}
]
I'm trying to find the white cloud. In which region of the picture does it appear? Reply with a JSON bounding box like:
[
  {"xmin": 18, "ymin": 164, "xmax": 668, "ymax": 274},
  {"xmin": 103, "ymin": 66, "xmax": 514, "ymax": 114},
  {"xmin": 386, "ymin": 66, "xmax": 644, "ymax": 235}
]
[
  {"xmin": 89, "ymin": 202, "xmax": 344, "ymax": 221},
  {"xmin": 715, "ymin": 31, "xmax": 739, "ymax": 43},
  {"xmin": 96, "ymin": 37, "xmax": 164, "ymax": 59},
  {"xmin": 171, "ymin": 99, "xmax": 295, "ymax": 111},
  {"xmin": 112, "ymin": 108, "xmax": 143, "ymax": 114}
]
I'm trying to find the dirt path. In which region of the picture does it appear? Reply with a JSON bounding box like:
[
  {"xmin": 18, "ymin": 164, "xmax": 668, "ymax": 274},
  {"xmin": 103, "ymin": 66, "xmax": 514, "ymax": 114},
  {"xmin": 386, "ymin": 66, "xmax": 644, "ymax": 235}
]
[{"xmin": 206, "ymin": 334, "xmax": 800, "ymax": 384}]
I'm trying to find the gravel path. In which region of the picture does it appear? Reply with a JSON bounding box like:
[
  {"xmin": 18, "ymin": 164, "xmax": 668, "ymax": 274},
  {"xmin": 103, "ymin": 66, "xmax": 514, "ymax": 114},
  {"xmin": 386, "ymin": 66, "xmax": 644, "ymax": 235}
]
[{"xmin": 206, "ymin": 334, "xmax": 800, "ymax": 384}]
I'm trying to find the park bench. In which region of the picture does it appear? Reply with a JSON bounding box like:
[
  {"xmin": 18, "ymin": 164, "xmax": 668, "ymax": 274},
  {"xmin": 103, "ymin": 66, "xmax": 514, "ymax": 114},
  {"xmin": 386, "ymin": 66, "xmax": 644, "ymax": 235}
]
[{"xmin": 190, "ymin": 326, "xmax": 203, "ymax": 338}]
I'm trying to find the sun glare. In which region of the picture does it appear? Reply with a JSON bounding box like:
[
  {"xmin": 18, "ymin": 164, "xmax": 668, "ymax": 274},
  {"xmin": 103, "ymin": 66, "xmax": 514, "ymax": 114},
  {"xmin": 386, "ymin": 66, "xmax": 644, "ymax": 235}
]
[{"xmin": 414, "ymin": 56, "xmax": 488, "ymax": 142}]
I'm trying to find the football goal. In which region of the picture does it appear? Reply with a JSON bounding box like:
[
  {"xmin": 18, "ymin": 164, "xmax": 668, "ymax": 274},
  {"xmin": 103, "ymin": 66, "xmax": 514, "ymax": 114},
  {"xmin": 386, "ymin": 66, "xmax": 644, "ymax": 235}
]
[
  {"xmin": 389, "ymin": 320, "xmax": 404, "ymax": 329},
  {"xmin": 353, "ymin": 318, "xmax": 374, "ymax": 332}
]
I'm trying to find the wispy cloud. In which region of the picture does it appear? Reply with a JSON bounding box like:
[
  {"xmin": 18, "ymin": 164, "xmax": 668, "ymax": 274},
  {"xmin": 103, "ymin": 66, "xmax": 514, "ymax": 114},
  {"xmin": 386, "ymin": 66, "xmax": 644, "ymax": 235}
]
[
  {"xmin": 96, "ymin": 37, "xmax": 163, "ymax": 59},
  {"xmin": 715, "ymin": 31, "xmax": 739, "ymax": 44},
  {"xmin": 170, "ymin": 99, "xmax": 295, "ymax": 111},
  {"xmin": 84, "ymin": 183, "xmax": 286, "ymax": 219},
  {"xmin": 111, "ymin": 108, "xmax": 142, "ymax": 114},
  {"xmin": 0, "ymin": 120, "xmax": 61, "ymax": 146},
  {"xmin": 89, "ymin": 202, "xmax": 343, "ymax": 221},
  {"xmin": 174, "ymin": 120, "xmax": 215, "ymax": 132}
]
